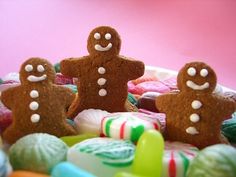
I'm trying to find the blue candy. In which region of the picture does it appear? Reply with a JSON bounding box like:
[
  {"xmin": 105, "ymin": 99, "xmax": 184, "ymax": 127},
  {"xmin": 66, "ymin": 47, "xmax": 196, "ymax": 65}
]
[
  {"xmin": 0, "ymin": 150, "xmax": 7, "ymax": 177},
  {"xmin": 51, "ymin": 162, "xmax": 96, "ymax": 177}
]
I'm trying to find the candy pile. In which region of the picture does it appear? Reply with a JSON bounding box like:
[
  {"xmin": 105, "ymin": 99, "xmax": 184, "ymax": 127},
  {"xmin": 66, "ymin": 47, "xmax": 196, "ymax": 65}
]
[{"xmin": 0, "ymin": 62, "xmax": 235, "ymax": 177}]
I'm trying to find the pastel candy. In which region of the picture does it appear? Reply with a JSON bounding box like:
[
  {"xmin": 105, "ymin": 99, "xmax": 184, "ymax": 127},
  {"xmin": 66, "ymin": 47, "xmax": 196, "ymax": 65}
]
[
  {"xmin": 9, "ymin": 133, "xmax": 68, "ymax": 174},
  {"xmin": 0, "ymin": 102, "xmax": 12, "ymax": 133},
  {"xmin": 101, "ymin": 112, "xmax": 161, "ymax": 142},
  {"xmin": 127, "ymin": 93, "xmax": 138, "ymax": 106},
  {"xmin": 160, "ymin": 77, "xmax": 177, "ymax": 90},
  {"xmin": 63, "ymin": 84, "xmax": 78, "ymax": 93},
  {"xmin": 51, "ymin": 162, "xmax": 96, "ymax": 177},
  {"xmin": 221, "ymin": 116, "xmax": 236, "ymax": 143},
  {"xmin": 162, "ymin": 141, "xmax": 199, "ymax": 177},
  {"xmin": 74, "ymin": 109, "xmax": 109, "ymax": 135},
  {"xmin": 187, "ymin": 144, "xmax": 236, "ymax": 177},
  {"xmin": 2, "ymin": 72, "xmax": 20, "ymax": 83},
  {"xmin": 8, "ymin": 171, "xmax": 49, "ymax": 177},
  {"xmin": 131, "ymin": 73, "xmax": 158, "ymax": 85},
  {"xmin": 135, "ymin": 81, "xmax": 171, "ymax": 95},
  {"xmin": 55, "ymin": 73, "xmax": 73, "ymax": 85},
  {"xmin": 127, "ymin": 81, "xmax": 145, "ymax": 95},
  {"xmin": 0, "ymin": 150, "xmax": 11, "ymax": 177},
  {"xmin": 54, "ymin": 63, "xmax": 60, "ymax": 73},
  {"xmin": 67, "ymin": 138, "xmax": 135, "ymax": 177},
  {"xmin": 0, "ymin": 82, "xmax": 19, "ymax": 92},
  {"xmin": 138, "ymin": 109, "xmax": 166, "ymax": 131},
  {"xmin": 60, "ymin": 134, "xmax": 98, "ymax": 147}
]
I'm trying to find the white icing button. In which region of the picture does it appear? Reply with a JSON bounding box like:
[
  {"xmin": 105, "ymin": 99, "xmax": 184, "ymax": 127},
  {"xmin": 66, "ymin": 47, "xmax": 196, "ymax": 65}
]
[
  {"xmin": 98, "ymin": 67, "xmax": 106, "ymax": 74},
  {"xmin": 99, "ymin": 89, "xmax": 107, "ymax": 96},
  {"xmin": 25, "ymin": 64, "xmax": 33, "ymax": 72},
  {"xmin": 30, "ymin": 90, "xmax": 39, "ymax": 98},
  {"xmin": 97, "ymin": 78, "xmax": 107, "ymax": 86},
  {"xmin": 31, "ymin": 114, "xmax": 40, "ymax": 123},
  {"xmin": 37, "ymin": 65, "xmax": 45, "ymax": 72},
  {"xmin": 187, "ymin": 67, "xmax": 196, "ymax": 76},
  {"xmin": 200, "ymin": 69, "xmax": 208, "ymax": 77},
  {"xmin": 29, "ymin": 101, "xmax": 39, "ymax": 111},
  {"xmin": 105, "ymin": 33, "xmax": 111, "ymax": 40},
  {"xmin": 191, "ymin": 100, "xmax": 202, "ymax": 109},
  {"xmin": 186, "ymin": 127, "xmax": 199, "ymax": 135},
  {"xmin": 94, "ymin": 32, "xmax": 101, "ymax": 40},
  {"xmin": 190, "ymin": 113, "xmax": 200, "ymax": 123}
]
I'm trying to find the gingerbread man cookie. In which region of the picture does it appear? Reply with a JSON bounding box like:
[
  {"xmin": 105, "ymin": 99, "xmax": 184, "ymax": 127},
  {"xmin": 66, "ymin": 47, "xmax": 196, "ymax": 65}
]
[
  {"xmin": 1, "ymin": 58, "xmax": 77, "ymax": 144},
  {"xmin": 61, "ymin": 26, "xmax": 144, "ymax": 117},
  {"xmin": 156, "ymin": 62, "xmax": 235, "ymax": 149}
]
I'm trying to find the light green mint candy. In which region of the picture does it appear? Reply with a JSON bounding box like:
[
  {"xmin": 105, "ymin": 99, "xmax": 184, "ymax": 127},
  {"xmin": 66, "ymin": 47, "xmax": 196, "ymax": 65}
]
[{"xmin": 9, "ymin": 133, "xmax": 68, "ymax": 174}]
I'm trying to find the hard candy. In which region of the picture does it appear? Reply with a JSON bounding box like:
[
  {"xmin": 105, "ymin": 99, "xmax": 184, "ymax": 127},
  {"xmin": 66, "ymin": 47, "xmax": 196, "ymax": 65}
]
[
  {"xmin": 55, "ymin": 73, "xmax": 73, "ymax": 85},
  {"xmin": 0, "ymin": 150, "xmax": 11, "ymax": 177},
  {"xmin": 2, "ymin": 73, "xmax": 20, "ymax": 83},
  {"xmin": 135, "ymin": 81, "xmax": 171, "ymax": 95},
  {"xmin": 63, "ymin": 84, "xmax": 78, "ymax": 93},
  {"xmin": 101, "ymin": 112, "xmax": 161, "ymax": 142},
  {"xmin": 60, "ymin": 134, "xmax": 98, "ymax": 147},
  {"xmin": 187, "ymin": 144, "xmax": 236, "ymax": 177},
  {"xmin": 51, "ymin": 162, "xmax": 96, "ymax": 177},
  {"xmin": 127, "ymin": 93, "xmax": 138, "ymax": 106},
  {"xmin": 74, "ymin": 109, "xmax": 109, "ymax": 135},
  {"xmin": 9, "ymin": 133, "xmax": 68, "ymax": 174},
  {"xmin": 67, "ymin": 138, "xmax": 135, "ymax": 177},
  {"xmin": 221, "ymin": 116, "xmax": 236, "ymax": 143},
  {"xmin": 0, "ymin": 102, "xmax": 12, "ymax": 133},
  {"xmin": 8, "ymin": 171, "xmax": 49, "ymax": 177},
  {"xmin": 162, "ymin": 141, "xmax": 199, "ymax": 177},
  {"xmin": 160, "ymin": 77, "xmax": 177, "ymax": 90}
]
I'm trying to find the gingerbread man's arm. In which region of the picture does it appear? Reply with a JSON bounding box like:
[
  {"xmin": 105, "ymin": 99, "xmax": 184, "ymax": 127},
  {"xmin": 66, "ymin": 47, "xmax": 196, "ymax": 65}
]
[
  {"xmin": 214, "ymin": 94, "xmax": 236, "ymax": 120},
  {"xmin": 55, "ymin": 86, "xmax": 76, "ymax": 111},
  {"xmin": 60, "ymin": 57, "xmax": 88, "ymax": 78},
  {"xmin": 119, "ymin": 56, "xmax": 145, "ymax": 81},
  {"xmin": 0, "ymin": 87, "xmax": 17, "ymax": 110},
  {"xmin": 155, "ymin": 93, "xmax": 177, "ymax": 113}
]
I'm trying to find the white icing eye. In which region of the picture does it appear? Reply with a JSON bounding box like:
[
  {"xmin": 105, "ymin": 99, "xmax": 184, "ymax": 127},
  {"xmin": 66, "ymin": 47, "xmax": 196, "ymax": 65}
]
[
  {"xmin": 37, "ymin": 65, "xmax": 45, "ymax": 72},
  {"xmin": 200, "ymin": 69, "xmax": 208, "ymax": 77},
  {"xmin": 105, "ymin": 33, "xmax": 111, "ymax": 40},
  {"xmin": 25, "ymin": 65, "xmax": 33, "ymax": 72},
  {"xmin": 94, "ymin": 33, "xmax": 101, "ymax": 40},
  {"xmin": 187, "ymin": 67, "xmax": 196, "ymax": 76}
]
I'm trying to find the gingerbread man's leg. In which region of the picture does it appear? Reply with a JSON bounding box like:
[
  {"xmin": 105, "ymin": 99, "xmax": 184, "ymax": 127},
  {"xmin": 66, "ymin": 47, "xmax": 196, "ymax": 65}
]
[{"xmin": 2, "ymin": 125, "xmax": 27, "ymax": 144}]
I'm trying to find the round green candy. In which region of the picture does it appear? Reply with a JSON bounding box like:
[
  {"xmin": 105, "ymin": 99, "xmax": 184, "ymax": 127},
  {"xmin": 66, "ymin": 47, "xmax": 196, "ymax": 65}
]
[
  {"xmin": 221, "ymin": 118, "xmax": 236, "ymax": 143},
  {"xmin": 128, "ymin": 93, "xmax": 138, "ymax": 106},
  {"xmin": 187, "ymin": 144, "xmax": 236, "ymax": 177},
  {"xmin": 54, "ymin": 63, "xmax": 60, "ymax": 73},
  {"xmin": 9, "ymin": 133, "xmax": 68, "ymax": 174}
]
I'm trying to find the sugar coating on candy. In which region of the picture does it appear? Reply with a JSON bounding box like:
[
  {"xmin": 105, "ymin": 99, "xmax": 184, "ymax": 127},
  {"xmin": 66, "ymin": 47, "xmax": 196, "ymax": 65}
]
[
  {"xmin": 9, "ymin": 133, "xmax": 68, "ymax": 174},
  {"xmin": 101, "ymin": 112, "xmax": 161, "ymax": 142},
  {"xmin": 162, "ymin": 141, "xmax": 199, "ymax": 177},
  {"xmin": 74, "ymin": 109, "xmax": 109, "ymax": 135},
  {"xmin": 187, "ymin": 144, "xmax": 236, "ymax": 177},
  {"xmin": 67, "ymin": 138, "xmax": 135, "ymax": 177}
]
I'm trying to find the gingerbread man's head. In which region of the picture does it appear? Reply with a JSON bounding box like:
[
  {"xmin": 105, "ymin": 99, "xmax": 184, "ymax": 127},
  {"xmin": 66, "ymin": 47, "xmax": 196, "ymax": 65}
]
[
  {"xmin": 177, "ymin": 62, "xmax": 217, "ymax": 93},
  {"xmin": 20, "ymin": 58, "xmax": 56, "ymax": 85},
  {"xmin": 87, "ymin": 26, "xmax": 121, "ymax": 57}
]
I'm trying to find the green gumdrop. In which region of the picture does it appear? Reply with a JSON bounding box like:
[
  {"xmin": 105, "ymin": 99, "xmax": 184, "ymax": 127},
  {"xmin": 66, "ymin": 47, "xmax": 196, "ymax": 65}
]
[
  {"xmin": 54, "ymin": 63, "xmax": 60, "ymax": 73},
  {"xmin": 132, "ymin": 130, "xmax": 164, "ymax": 177},
  {"xmin": 60, "ymin": 134, "xmax": 98, "ymax": 147},
  {"xmin": 128, "ymin": 93, "xmax": 138, "ymax": 106},
  {"xmin": 187, "ymin": 144, "xmax": 236, "ymax": 177},
  {"xmin": 115, "ymin": 172, "xmax": 144, "ymax": 177}
]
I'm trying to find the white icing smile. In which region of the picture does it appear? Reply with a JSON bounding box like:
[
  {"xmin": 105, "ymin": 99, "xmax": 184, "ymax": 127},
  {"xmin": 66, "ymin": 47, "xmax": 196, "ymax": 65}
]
[
  {"xmin": 95, "ymin": 43, "xmax": 112, "ymax": 52},
  {"xmin": 27, "ymin": 74, "xmax": 47, "ymax": 82},
  {"xmin": 186, "ymin": 80, "xmax": 209, "ymax": 90}
]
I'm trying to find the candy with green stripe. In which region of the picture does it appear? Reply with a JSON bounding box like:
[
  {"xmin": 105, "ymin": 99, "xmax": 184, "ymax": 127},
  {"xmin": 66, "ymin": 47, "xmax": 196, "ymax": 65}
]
[{"xmin": 187, "ymin": 144, "xmax": 236, "ymax": 177}]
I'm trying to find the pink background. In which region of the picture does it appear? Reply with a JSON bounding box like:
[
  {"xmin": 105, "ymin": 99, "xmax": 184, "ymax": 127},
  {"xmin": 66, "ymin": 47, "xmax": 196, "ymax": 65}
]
[{"xmin": 0, "ymin": 0, "xmax": 236, "ymax": 89}]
